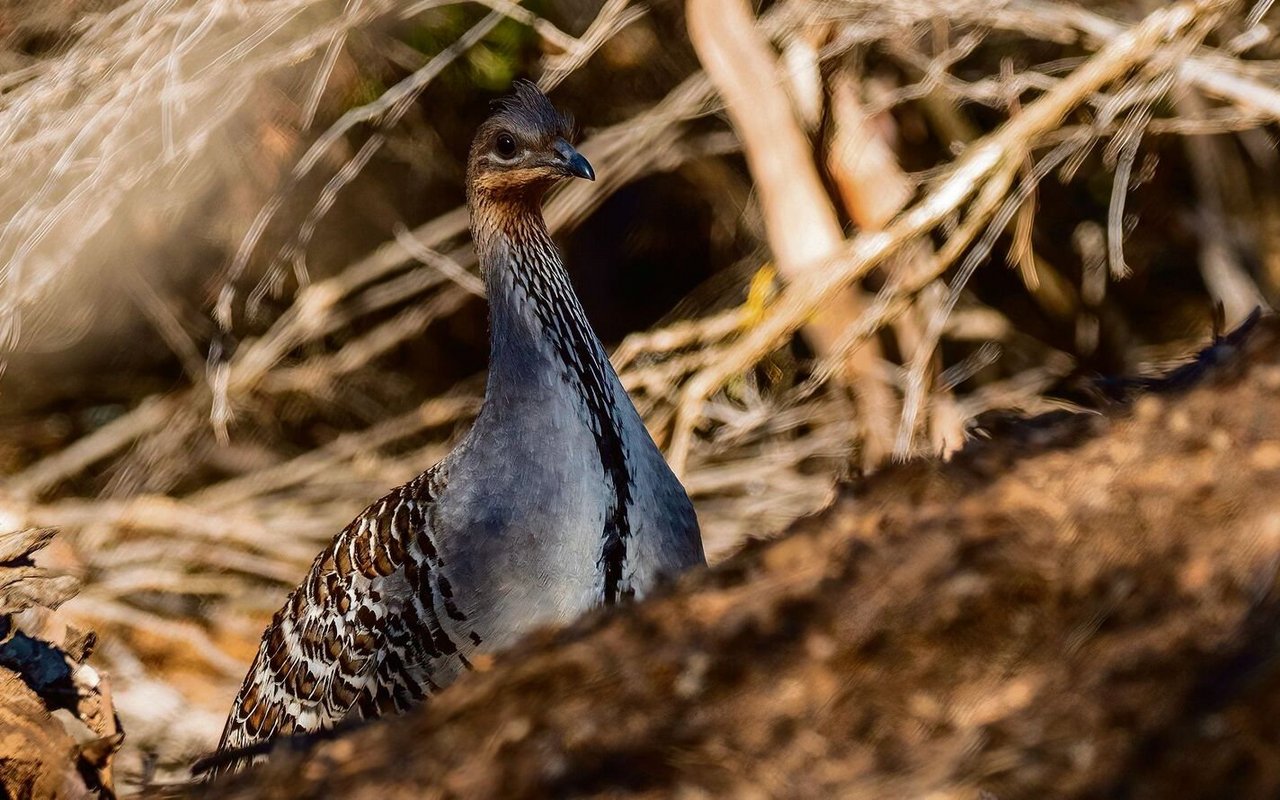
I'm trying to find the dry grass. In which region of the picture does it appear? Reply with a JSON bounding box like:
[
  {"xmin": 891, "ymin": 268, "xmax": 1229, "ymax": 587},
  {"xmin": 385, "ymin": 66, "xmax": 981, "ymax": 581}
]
[{"xmin": 0, "ymin": 0, "xmax": 1277, "ymax": 787}]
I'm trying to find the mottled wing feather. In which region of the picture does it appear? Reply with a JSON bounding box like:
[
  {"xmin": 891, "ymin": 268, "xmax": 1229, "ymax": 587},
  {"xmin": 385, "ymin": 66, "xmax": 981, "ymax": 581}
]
[{"xmin": 215, "ymin": 467, "xmax": 468, "ymax": 767}]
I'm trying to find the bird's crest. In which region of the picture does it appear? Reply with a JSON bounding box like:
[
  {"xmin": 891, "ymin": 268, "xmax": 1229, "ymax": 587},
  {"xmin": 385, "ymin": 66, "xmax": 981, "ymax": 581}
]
[{"xmin": 489, "ymin": 79, "xmax": 575, "ymax": 141}]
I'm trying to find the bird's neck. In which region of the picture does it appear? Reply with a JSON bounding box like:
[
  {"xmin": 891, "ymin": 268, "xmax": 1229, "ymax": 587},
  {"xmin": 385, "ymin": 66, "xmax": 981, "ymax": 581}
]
[
  {"xmin": 470, "ymin": 198, "xmax": 620, "ymax": 421},
  {"xmin": 469, "ymin": 196, "xmax": 648, "ymax": 605}
]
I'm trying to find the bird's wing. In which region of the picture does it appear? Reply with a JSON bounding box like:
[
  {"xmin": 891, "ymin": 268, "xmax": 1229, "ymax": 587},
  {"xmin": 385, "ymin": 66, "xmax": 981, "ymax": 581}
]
[{"xmin": 215, "ymin": 467, "xmax": 470, "ymax": 765}]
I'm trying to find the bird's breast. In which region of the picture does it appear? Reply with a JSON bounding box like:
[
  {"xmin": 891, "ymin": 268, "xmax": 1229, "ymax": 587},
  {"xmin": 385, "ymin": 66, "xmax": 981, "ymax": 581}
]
[{"xmin": 432, "ymin": 397, "xmax": 616, "ymax": 644}]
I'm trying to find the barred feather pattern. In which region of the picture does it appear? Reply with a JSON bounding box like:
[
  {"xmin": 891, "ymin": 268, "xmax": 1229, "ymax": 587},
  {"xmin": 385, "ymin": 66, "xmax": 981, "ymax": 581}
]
[
  {"xmin": 216, "ymin": 466, "xmax": 475, "ymax": 762},
  {"xmin": 214, "ymin": 83, "xmax": 704, "ymax": 772}
]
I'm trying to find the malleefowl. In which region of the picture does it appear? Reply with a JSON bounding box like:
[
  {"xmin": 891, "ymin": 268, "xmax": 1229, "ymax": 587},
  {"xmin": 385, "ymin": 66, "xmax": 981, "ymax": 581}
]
[{"xmin": 216, "ymin": 81, "xmax": 704, "ymax": 761}]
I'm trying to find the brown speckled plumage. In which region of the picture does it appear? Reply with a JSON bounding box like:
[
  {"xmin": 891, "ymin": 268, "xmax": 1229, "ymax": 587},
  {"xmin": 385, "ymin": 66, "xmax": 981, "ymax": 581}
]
[{"xmin": 215, "ymin": 82, "xmax": 703, "ymax": 771}]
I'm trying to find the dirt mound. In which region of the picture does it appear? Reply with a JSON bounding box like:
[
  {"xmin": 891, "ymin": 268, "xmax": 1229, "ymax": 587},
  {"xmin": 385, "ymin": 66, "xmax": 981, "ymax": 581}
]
[{"xmin": 188, "ymin": 318, "xmax": 1280, "ymax": 798}]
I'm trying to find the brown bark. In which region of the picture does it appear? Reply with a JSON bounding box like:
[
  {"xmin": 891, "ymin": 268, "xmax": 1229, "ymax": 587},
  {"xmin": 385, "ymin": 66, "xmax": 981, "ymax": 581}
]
[
  {"xmin": 0, "ymin": 529, "xmax": 119, "ymax": 800},
  {"xmin": 193, "ymin": 318, "xmax": 1280, "ymax": 799},
  {"xmin": 825, "ymin": 71, "xmax": 966, "ymax": 457},
  {"xmin": 0, "ymin": 669, "xmax": 94, "ymax": 800}
]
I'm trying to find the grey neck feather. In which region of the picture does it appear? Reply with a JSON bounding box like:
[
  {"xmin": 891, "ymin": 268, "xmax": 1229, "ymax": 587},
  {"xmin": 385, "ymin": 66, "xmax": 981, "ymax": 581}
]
[
  {"xmin": 477, "ymin": 217, "xmax": 604, "ymax": 409},
  {"xmin": 472, "ymin": 208, "xmax": 636, "ymax": 604}
]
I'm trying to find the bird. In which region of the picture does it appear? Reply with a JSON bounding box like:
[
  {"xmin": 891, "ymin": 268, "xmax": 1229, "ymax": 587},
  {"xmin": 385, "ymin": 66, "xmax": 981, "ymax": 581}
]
[{"xmin": 214, "ymin": 81, "xmax": 705, "ymax": 764}]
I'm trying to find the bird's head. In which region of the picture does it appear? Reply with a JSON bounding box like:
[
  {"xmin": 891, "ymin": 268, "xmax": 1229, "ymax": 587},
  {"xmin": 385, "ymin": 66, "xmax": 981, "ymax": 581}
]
[{"xmin": 466, "ymin": 80, "xmax": 594, "ymax": 206}]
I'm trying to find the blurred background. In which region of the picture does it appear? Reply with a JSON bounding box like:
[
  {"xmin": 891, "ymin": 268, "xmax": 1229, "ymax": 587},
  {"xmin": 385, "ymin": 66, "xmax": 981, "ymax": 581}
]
[{"xmin": 0, "ymin": 0, "xmax": 1276, "ymax": 787}]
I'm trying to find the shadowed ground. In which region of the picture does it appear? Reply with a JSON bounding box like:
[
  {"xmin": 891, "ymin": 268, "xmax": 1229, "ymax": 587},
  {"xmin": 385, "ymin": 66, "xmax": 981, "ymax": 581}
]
[{"xmin": 174, "ymin": 317, "xmax": 1280, "ymax": 799}]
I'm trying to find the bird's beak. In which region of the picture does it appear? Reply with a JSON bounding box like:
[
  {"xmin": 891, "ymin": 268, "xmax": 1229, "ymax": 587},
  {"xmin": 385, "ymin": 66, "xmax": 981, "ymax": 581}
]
[{"xmin": 552, "ymin": 138, "xmax": 595, "ymax": 181}]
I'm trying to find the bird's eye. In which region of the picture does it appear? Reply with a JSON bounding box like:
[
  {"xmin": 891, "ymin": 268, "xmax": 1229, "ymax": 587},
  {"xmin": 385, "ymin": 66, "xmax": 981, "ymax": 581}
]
[{"xmin": 495, "ymin": 132, "xmax": 517, "ymax": 159}]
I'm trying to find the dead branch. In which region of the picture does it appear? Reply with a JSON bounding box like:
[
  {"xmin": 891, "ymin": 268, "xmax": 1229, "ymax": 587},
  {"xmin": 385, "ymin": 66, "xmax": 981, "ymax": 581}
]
[
  {"xmin": 688, "ymin": 0, "xmax": 898, "ymax": 464},
  {"xmin": 667, "ymin": 0, "xmax": 1233, "ymax": 472}
]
